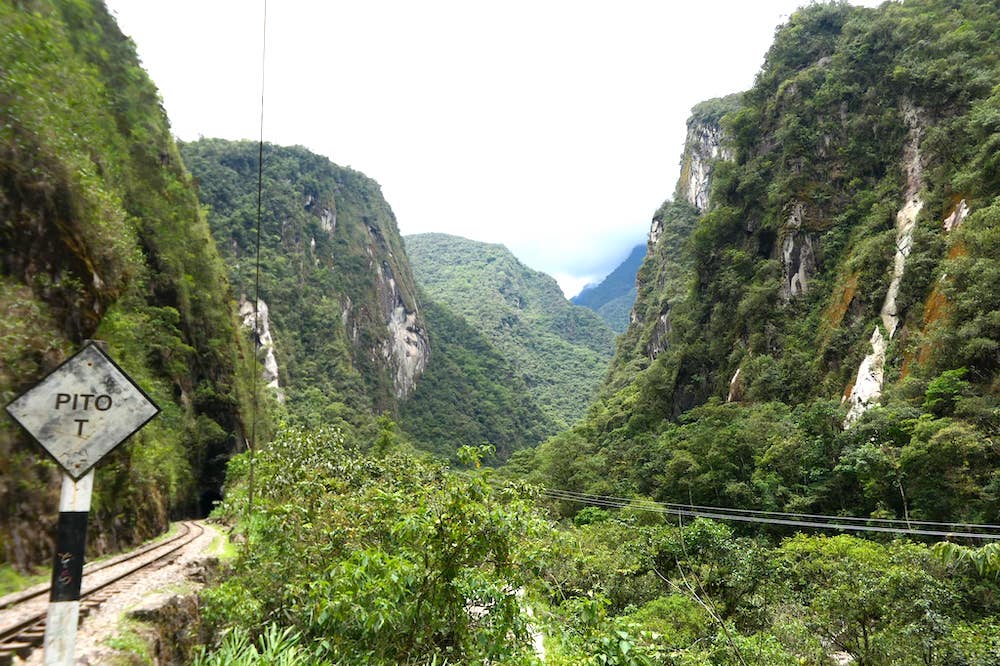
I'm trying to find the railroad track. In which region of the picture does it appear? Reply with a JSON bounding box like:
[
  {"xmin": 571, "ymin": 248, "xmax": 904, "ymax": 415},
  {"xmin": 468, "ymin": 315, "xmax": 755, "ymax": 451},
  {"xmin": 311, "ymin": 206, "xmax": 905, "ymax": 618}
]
[{"xmin": 0, "ymin": 520, "xmax": 204, "ymax": 665}]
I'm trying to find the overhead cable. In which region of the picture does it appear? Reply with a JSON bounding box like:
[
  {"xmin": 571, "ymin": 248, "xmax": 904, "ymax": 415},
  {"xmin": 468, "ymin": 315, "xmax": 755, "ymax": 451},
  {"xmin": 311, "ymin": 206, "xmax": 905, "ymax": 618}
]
[
  {"xmin": 247, "ymin": 0, "xmax": 268, "ymax": 541},
  {"xmin": 542, "ymin": 487, "xmax": 1000, "ymax": 531},
  {"xmin": 540, "ymin": 488, "xmax": 1000, "ymax": 541}
]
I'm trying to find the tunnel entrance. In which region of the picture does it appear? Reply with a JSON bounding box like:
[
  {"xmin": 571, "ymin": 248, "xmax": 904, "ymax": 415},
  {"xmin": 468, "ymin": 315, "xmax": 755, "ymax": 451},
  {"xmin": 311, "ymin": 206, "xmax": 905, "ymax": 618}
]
[{"xmin": 199, "ymin": 488, "xmax": 223, "ymax": 518}]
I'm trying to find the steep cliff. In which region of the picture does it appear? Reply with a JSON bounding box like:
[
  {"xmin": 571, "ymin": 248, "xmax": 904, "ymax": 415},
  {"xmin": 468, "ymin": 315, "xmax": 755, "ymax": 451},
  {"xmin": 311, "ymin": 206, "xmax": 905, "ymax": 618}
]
[
  {"xmin": 528, "ymin": 0, "xmax": 1000, "ymax": 525},
  {"xmin": 180, "ymin": 140, "xmax": 429, "ymax": 426},
  {"xmin": 602, "ymin": 96, "xmax": 737, "ymax": 398},
  {"xmin": 676, "ymin": 95, "xmax": 740, "ymax": 215},
  {"xmin": 0, "ymin": 1, "xmax": 258, "ymax": 572}
]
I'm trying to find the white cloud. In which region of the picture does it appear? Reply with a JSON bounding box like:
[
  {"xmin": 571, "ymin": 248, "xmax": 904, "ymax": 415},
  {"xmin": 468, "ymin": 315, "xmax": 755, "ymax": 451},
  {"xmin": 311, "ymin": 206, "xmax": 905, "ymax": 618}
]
[
  {"xmin": 107, "ymin": 0, "xmax": 882, "ymax": 288},
  {"xmin": 553, "ymin": 273, "xmax": 598, "ymax": 300}
]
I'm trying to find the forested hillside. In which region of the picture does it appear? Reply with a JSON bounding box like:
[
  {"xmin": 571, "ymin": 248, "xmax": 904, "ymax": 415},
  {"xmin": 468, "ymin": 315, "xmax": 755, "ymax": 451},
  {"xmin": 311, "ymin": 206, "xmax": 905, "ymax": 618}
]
[
  {"xmin": 406, "ymin": 233, "xmax": 617, "ymax": 429},
  {"xmin": 180, "ymin": 139, "xmax": 429, "ymax": 430},
  {"xmin": 398, "ymin": 298, "xmax": 558, "ymax": 460},
  {"xmin": 189, "ymin": 1, "xmax": 1000, "ymax": 663},
  {"xmin": 572, "ymin": 244, "xmax": 646, "ymax": 333},
  {"xmin": 525, "ymin": 0, "xmax": 1000, "ymax": 528},
  {"xmin": 7, "ymin": 1, "xmax": 1000, "ymax": 663},
  {"xmin": 0, "ymin": 0, "xmax": 259, "ymax": 573}
]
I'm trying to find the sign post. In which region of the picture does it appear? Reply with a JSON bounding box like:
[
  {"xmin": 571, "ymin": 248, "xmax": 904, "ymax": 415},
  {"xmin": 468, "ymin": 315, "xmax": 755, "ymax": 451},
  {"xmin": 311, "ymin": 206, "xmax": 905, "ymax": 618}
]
[{"xmin": 5, "ymin": 341, "xmax": 159, "ymax": 665}]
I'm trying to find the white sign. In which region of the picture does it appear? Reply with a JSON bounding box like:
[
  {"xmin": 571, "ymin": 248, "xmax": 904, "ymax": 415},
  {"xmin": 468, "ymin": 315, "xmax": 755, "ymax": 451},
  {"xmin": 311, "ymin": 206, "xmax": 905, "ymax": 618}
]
[{"xmin": 5, "ymin": 343, "xmax": 159, "ymax": 479}]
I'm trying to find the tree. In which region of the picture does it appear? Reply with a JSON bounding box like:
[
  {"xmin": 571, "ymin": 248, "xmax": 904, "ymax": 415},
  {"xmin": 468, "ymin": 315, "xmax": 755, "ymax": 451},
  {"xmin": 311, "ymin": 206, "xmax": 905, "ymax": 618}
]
[
  {"xmin": 204, "ymin": 428, "xmax": 549, "ymax": 665},
  {"xmin": 778, "ymin": 535, "xmax": 954, "ymax": 664}
]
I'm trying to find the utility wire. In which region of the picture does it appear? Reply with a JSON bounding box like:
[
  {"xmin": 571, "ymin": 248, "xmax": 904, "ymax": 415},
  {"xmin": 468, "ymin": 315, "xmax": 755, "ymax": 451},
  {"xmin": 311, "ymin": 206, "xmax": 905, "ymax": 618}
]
[
  {"xmin": 248, "ymin": 0, "xmax": 268, "ymax": 539},
  {"xmin": 542, "ymin": 487, "xmax": 1000, "ymax": 531},
  {"xmin": 540, "ymin": 488, "xmax": 1000, "ymax": 541}
]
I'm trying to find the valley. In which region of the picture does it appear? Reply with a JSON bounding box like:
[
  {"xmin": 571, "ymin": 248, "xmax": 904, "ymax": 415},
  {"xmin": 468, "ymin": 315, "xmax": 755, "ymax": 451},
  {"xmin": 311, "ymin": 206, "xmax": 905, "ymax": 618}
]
[{"xmin": 1, "ymin": 0, "xmax": 999, "ymax": 663}]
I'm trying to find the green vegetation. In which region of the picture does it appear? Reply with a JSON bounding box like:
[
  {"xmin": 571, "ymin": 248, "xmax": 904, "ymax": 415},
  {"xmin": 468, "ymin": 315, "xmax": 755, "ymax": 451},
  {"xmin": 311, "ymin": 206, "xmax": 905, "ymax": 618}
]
[
  {"xmin": 196, "ymin": 425, "xmax": 1000, "ymax": 664},
  {"xmin": 525, "ymin": 0, "xmax": 1000, "ymax": 530},
  {"xmin": 572, "ymin": 244, "xmax": 646, "ymax": 333},
  {"xmin": 0, "ymin": 0, "xmax": 259, "ymax": 572},
  {"xmin": 400, "ymin": 298, "xmax": 558, "ymax": 461},
  {"xmin": 103, "ymin": 619, "xmax": 156, "ymax": 665},
  {"xmin": 181, "ymin": 139, "xmax": 424, "ymax": 428},
  {"xmin": 536, "ymin": 516, "xmax": 1000, "ymax": 665},
  {"xmin": 406, "ymin": 233, "xmax": 616, "ymax": 430},
  {"xmin": 187, "ymin": 1, "xmax": 1000, "ymax": 661},
  {"xmin": 201, "ymin": 428, "xmax": 548, "ymax": 665},
  {"xmin": 520, "ymin": 392, "xmax": 999, "ymax": 526},
  {"xmin": 5, "ymin": 0, "xmax": 1000, "ymax": 661},
  {"xmin": 0, "ymin": 562, "xmax": 47, "ymax": 597},
  {"xmin": 193, "ymin": 625, "xmax": 322, "ymax": 666},
  {"xmin": 504, "ymin": 3, "xmax": 1000, "ymax": 656},
  {"xmin": 603, "ymin": 200, "xmax": 700, "ymax": 397}
]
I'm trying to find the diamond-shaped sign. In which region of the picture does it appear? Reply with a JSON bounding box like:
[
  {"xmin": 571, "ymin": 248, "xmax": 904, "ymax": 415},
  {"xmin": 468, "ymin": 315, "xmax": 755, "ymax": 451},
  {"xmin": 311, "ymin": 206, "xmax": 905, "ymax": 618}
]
[{"xmin": 5, "ymin": 343, "xmax": 160, "ymax": 479}]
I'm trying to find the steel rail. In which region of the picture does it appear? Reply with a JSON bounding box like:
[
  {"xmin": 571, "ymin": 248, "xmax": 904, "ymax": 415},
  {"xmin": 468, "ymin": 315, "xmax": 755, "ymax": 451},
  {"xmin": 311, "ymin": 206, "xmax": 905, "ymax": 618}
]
[
  {"xmin": 0, "ymin": 521, "xmax": 204, "ymax": 664},
  {"xmin": 0, "ymin": 521, "xmax": 197, "ymax": 612}
]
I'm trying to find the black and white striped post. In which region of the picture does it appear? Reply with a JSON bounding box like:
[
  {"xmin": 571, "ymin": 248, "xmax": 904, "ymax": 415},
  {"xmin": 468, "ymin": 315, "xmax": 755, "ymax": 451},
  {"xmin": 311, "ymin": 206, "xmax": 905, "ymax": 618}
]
[
  {"xmin": 5, "ymin": 341, "xmax": 159, "ymax": 665},
  {"xmin": 43, "ymin": 470, "xmax": 94, "ymax": 664}
]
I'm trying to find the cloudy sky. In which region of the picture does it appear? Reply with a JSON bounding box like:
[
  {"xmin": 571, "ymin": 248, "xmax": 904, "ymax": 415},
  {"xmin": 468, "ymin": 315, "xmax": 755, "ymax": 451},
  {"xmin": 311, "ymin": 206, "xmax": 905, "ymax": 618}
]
[{"xmin": 106, "ymin": 0, "xmax": 879, "ymax": 297}]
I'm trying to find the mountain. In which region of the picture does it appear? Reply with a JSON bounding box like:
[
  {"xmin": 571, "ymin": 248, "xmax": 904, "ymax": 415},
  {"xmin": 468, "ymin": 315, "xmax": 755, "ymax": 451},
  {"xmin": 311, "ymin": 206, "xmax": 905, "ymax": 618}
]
[
  {"xmin": 180, "ymin": 139, "xmax": 429, "ymax": 430},
  {"xmin": 405, "ymin": 233, "xmax": 617, "ymax": 429},
  {"xmin": 603, "ymin": 94, "xmax": 739, "ymax": 398},
  {"xmin": 0, "ymin": 1, "xmax": 259, "ymax": 572},
  {"xmin": 398, "ymin": 298, "xmax": 558, "ymax": 460},
  {"xmin": 527, "ymin": 0, "xmax": 1000, "ymax": 527},
  {"xmin": 182, "ymin": 141, "xmax": 563, "ymax": 462},
  {"xmin": 571, "ymin": 244, "xmax": 646, "ymax": 332}
]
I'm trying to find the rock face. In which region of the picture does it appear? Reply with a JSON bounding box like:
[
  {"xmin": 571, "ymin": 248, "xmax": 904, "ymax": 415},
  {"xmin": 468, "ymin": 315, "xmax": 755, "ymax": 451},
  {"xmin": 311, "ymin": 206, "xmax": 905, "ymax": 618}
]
[
  {"xmin": 374, "ymin": 255, "xmax": 429, "ymax": 399},
  {"xmin": 618, "ymin": 97, "xmax": 737, "ymax": 375},
  {"xmin": 238, "ymin": 296, "xmax": 284, "ymax": 401},
  {"xmin": 609, "ymin": 197, "xmax": 700, "ymax": 385},
  {"xmin": 182, "ymin": 139, "xmax": 429, "ymax": 418},
  {"xmin": 726, "ymin": 367, "xmax": 743, "ymax": 403},
  {"xmin": 880, "ymin": 101, "xmax": 925, "ymax": 338},
  {"xmin": 385, "ymin": 304, "xmax": 428, "ymax": 399},
  {"xmin": 680, "ymin": 119, "xmax": 733, "ymax": 213},
  {"xmin": 0, "ymin": 1, "xmax": 253, "ymax": 572},
  {"xmin": 602, "ymin": 0, "xmax": 1000, "ymax": 434},
  {"xmin": 844, "ymin": 101, "xmax": 925, "ymax": 424},
  {"xmin": 646, "ymin": 313, "xmax": 672, "ymax": 361},
  {"xmin": 844, "ymin": 327, "xmax": 888, "ymax": 423},
  {"xmin": 127, "ymin": 593, "xmax": 205, "ymax": 665},
  {"xmin": 648, "ymin": 97, "xmax": 736, "ymax": 247},
  {"xmin": 367, "ymin": 226, "xmax": 430, "ymax": 401},
  {"xmin": 943, "ymin": 199, "xmax": 969, "ymax": 233},
  {"xmin": 780, "ymin": 201, "xmax": 817, "ymax": 300}
]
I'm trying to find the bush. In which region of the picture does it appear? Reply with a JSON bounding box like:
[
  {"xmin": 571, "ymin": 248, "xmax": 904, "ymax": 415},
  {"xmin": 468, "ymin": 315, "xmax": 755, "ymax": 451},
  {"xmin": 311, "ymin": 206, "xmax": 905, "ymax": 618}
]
[{"xmin": 202, "ymin": 427, "xmax": 549, "ymax": 665}]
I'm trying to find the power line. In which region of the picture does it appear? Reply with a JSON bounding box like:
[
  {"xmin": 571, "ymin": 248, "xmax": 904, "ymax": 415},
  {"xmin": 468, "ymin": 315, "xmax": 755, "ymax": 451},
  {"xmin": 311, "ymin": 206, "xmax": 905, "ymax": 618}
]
[
  {"xmin": 247, "ymin": 0, "xmax": 268, "ymax": 540},
  {"xmin": 543, "ymin": 487, "xmax": 1000, "ymax": 531},
  {"xmin": 540, "ymin": 488, "xmax": 1000, "ymax": 541},
  {"xmin": 542, "ymin": 488, "xmax": 1000, "ymax": 540}
]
